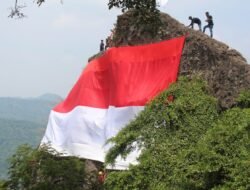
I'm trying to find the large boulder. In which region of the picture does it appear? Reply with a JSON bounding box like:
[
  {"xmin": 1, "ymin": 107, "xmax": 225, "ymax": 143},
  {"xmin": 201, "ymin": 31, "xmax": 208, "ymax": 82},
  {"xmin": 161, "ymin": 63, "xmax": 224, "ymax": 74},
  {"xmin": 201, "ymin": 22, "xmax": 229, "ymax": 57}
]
[{"xmin": 110, "ymin": 11, "xmax": 250, "ymax": 109}]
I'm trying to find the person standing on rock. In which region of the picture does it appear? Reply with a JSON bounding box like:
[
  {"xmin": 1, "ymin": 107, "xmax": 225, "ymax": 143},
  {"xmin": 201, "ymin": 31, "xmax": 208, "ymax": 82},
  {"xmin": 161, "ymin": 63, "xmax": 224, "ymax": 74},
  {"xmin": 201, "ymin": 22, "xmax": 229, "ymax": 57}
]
[
  {"xmin": 105, "ymin": 37, "xmax": 110, "ymax": 50},
  {"xmin": 100, "ymin": 40, "xmax": 105, "ymax": 52},
  {"xmin": 203, "ymin": 12, "xmax": 214, "ymax": 38},
  {"xmin": 188, "ymin": 16, "xmax": 202, "ymax": 31}
]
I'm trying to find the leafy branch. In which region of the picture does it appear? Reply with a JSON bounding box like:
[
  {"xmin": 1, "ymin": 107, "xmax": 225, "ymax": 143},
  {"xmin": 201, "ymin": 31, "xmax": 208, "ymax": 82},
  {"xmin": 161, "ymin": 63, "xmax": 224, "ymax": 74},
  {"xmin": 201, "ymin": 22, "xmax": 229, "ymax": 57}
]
[
  {"xmin": 8, "ymin": 0, "xmax": 26, "ymax": 19},
  {"xmin": 8, "ymin": 0, "xmax": 49, "ymax": 19}
]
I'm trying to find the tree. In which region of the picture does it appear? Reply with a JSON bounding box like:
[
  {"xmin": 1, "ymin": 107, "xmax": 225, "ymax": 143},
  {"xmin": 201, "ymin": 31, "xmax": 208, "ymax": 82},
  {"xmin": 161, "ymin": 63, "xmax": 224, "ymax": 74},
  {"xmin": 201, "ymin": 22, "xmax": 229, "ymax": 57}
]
[
  {"xmin": 108, "ymin": 0, "xmax": 162, "ymax": 38},
  {"xmin": 4, "ymin": 145, "xmax": 104, "ymax": 190},
  {"xmin": 9, "ymin": 0, "xmax": 45, "ymax": 18},
  {"xmin": 108, "ymin": 0, "xmax": 157, "ymax": 12}
]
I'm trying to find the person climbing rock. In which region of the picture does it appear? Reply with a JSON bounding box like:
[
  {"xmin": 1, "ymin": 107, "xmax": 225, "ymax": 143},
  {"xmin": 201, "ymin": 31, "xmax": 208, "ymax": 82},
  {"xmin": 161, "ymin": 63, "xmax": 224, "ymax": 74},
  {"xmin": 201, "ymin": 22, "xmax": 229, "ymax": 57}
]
[
  {"xmin": 203, "ymin": 12, "xmax": 214, "ymax": 38},
  {"xmin": 98, "ymin": 170, "xmax": 106, "ymax": 184},
  {"xmin": 100, "ymin": 40, "xmax": 104, "ymax": 52},
  {"xmin": 188, "ymin": 16, "xmax": 202, "ymax": 31}
]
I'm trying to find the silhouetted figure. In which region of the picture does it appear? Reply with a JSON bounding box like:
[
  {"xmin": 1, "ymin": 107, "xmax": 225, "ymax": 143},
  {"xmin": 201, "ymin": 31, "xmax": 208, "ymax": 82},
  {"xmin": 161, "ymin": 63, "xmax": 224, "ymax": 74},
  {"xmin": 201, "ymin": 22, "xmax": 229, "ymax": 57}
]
[
  {"xmin": 105, "ymin": 37, "xmax": 111, "ymax": 50},
  {"xmin": 100, "ymin": 40, "xmax": 104, "ymax": 52},
  {"xmin": 203, "ymin": 12, "xmax": 214, "ymax": 38},
  {"xmin": 188, "ymin": 16, "xmax": 202, "ymax": 31}
]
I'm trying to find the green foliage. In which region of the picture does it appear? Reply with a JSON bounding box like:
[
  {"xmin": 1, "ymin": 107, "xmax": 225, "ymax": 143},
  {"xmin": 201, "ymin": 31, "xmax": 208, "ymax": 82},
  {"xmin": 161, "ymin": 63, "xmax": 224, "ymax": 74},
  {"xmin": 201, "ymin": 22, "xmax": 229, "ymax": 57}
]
[
  {"xmin": 2, "ymin": 78, "xmax": 249, "ymax": 189},
  {"xmin": 236, "ymin": 89, "xmax": 250, "ymax": 108},
  {"xmin": 105, "ymin": 77, "xmax": 219, "ymax": 189},
  {"xmin": 108, "ymin": 0, "xmax": 157, "ymax": 12},
  {"xmin": 0, "ymin": 180, "xmax": 7, "ymax": 190},
  {"xmin": 105, "ymin": 77, "xmax": 250, "ymax": 189},
  {"xmin": 5, "ymin": 145, "xmax": 88, "ymax": 190},
  {"xmin": 175, "ymin": 108, "xmax": 250, "ymax": 189},
  {"xmin": 108, "ymin": 0, "xmax": 162, "ymax": 37}
]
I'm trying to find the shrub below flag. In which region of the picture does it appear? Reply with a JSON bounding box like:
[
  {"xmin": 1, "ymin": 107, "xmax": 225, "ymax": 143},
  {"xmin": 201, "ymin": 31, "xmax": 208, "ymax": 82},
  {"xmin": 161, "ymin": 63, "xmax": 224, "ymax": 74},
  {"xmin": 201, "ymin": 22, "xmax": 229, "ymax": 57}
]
[{"xmin": 41, "ymin": 36, "xmax": 185, "ymax": 169}]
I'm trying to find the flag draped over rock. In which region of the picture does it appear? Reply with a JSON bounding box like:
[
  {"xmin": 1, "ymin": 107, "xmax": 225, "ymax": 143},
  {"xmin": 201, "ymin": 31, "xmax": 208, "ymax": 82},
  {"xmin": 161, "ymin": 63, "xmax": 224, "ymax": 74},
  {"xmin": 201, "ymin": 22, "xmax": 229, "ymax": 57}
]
[{"xmin": 41, "ymin": 36, "xmax": 185, "ymax": 169}]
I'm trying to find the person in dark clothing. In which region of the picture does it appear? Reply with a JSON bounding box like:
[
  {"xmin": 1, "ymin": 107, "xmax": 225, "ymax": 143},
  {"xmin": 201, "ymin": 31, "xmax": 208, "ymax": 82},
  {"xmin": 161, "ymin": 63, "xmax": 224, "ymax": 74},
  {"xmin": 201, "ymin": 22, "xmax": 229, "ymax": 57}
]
[
  {"xmin": 188, "ymin": 16, "xmax": 202, "ymax": 31},
  {"xmin": 203, "ymin": 12, "xmax": 214, "ymax": 38},
  {"xmin": 105, "ymin": 37, "xmax": 111, "ymax": 50},
  {"xmin": 100, "ymin": 40, "xmax": 104, "ymax": 52}
]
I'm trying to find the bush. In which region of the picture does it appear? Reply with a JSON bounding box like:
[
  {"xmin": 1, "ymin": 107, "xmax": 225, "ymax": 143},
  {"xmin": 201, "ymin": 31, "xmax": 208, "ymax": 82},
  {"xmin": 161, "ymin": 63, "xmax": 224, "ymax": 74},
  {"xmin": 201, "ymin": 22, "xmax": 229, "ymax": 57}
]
[
  {"xmin": 5, "ymin": 145, "xmax": 102, "ymax": 190},
  {"xmin": 105, "ymin": 77, "xmax": 219, "ymax": 189},
  {"xmin": 236, "ymin": 89, "xmax": 250, "ymax": 108},
  {"xmin": 0, "ymin": 180, "xmax": 6, "ymax": 190},
  {"xmin": 175, "ymin": 107, "xmax": 250, "ymax": 189},
  {"xmin": 105, "ymin": 77, "xmax": 250, "ymax": 189}
]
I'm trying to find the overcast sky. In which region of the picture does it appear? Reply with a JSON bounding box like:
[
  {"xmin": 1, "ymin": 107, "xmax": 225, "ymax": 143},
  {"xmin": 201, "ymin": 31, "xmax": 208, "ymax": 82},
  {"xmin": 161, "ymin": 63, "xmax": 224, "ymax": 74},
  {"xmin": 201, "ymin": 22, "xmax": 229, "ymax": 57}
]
[{"xmin": 0, "ymin": 0, "xmax": 249, "ymax": 98}]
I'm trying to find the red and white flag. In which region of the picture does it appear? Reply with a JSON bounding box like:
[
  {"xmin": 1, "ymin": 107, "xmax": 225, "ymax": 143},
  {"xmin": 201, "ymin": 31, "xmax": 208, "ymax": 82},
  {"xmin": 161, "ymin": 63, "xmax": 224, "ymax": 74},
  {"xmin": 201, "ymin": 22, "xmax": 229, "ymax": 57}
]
[{"xmin": 41, "ymin": 36, "xmax": 185, "ymax": 169}]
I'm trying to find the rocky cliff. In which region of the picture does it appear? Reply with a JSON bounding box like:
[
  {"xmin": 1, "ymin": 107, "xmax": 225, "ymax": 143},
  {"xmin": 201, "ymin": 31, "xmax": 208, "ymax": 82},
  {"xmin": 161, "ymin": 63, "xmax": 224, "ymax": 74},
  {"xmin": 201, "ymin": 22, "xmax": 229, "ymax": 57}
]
[
  {"xmin": 85, "ymin": 11, "xmax": 250, "ymax": 188},
  {"xmin": 110, "ymin": 11, "xmax": 250, "ymax": 109}
]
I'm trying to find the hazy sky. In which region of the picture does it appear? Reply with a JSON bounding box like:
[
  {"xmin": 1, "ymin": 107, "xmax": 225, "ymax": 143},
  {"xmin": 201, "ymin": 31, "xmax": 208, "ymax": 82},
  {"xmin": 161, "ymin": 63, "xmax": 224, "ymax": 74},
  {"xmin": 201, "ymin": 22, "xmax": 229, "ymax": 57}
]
[{"xmin": 0, "ymin": 0, "xmax": 249, "ymax": 97}]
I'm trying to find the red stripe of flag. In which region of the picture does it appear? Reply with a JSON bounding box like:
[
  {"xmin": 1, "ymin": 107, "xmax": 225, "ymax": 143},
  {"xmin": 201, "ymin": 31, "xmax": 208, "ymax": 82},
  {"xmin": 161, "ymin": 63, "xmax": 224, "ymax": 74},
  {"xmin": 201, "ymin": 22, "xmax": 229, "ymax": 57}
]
[{"xmin": 54, "ymin": 36, "xmax": 185, "ymax": 113}]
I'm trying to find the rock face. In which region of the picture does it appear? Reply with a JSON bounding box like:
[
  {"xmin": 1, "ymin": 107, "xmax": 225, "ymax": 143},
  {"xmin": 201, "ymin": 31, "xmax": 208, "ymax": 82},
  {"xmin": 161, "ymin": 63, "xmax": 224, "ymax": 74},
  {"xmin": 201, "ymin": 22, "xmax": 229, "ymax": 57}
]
[
  {"xmin": 85, "ymin": 11, "xmax": 250, "ymax": 187},
  {"xmin": 110, "ymin": 11, "xmax": 250, "ymax": 109}
]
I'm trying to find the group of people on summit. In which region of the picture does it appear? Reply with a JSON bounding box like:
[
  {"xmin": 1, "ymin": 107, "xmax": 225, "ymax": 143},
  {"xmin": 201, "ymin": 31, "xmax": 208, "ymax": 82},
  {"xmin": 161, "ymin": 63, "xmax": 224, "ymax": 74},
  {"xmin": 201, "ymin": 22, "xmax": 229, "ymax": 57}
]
[
  {"xmin": 188, "ymin": 12, "xmax": 214, "ymax": 37},
  {"xmin": 100, "ymin": 11, "xmax": 214, "ymax": 52}
]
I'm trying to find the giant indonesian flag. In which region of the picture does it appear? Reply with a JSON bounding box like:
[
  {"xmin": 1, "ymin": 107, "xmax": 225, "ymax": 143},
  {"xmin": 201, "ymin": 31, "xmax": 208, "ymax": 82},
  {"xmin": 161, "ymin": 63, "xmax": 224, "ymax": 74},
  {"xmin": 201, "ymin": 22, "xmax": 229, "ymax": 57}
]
[{"xmin": 41, "ymin": 36, "xmax": 185, "ymax": 169}]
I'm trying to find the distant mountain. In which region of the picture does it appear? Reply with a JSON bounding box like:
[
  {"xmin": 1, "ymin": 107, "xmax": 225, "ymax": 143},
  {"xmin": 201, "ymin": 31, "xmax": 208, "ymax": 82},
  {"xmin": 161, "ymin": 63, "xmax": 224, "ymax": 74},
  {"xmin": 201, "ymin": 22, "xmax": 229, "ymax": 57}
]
[
  {"xmin": 0, "ymin": 94, "xmax": 62, "ymax": 179},
  {"xmin": 37, "ymin": 93, "xmax": 63, "ymax": 103},
  {"xmin": 0, "ymin": 94, "xmax": 62, "ymax": 124}
]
